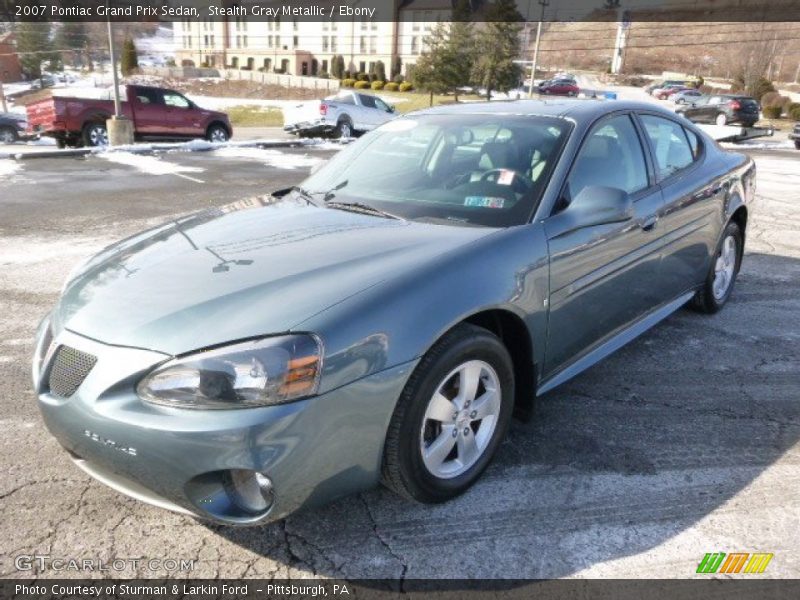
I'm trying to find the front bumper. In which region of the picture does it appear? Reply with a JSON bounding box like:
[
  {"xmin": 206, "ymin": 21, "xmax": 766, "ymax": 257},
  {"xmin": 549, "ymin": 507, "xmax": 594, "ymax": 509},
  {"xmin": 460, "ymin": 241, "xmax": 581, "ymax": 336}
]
[{"xmin": 35, "ymin": 327, "xmax": 415, "ymax": 525}]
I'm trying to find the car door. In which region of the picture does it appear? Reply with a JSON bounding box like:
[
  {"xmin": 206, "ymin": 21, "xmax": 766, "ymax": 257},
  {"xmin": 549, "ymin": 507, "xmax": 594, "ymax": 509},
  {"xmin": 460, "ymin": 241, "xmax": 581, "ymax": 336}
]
[
  {"xmin": 371, "ymin": 96, "xmax": 395, "ymax": 127},
  {"xmin": 356, "ymin": 93, "xmax": 382, "ymax": 129},
  {"xmin": 542, "ymin": 113, "xmax": 664, "ymax": 377},
  {"xmin": 682, "ymin": 96, "xmax": 709, "ymax": 122},
  {"xmin": 131, "ymin": 88, "xmax": 166, "ymax": 135},
  {"xmin": 637, "ymin": 113, "xmax": 720, "ymax": 300},
  {"xmin": 162, "ymin": 90, "xmax": 201, "ymax": 136}
]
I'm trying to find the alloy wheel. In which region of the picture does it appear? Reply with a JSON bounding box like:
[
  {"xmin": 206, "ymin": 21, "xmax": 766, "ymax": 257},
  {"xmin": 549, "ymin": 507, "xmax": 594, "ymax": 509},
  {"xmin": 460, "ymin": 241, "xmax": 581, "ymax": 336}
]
[
  {"xmin": 89, "ymin": 125, "xmax": 108, "ymax": 146},
  {"xmin": 419, "ymin": 360, "xmax": 501, "ymax": 479},
  {"xmin": 209, "ymin": 127, "xmax": 228, "ymax": 142},
  {"xmin": 713, "ymin": 234, "xmax": 737, "ymax": 300}
]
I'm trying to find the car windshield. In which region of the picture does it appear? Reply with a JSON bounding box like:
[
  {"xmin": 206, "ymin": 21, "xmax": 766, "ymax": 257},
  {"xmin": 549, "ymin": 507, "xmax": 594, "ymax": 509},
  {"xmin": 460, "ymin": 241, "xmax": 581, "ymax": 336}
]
[{"xmin": 299, "ymin": 114, "xmax": 571, "ymax": 227}]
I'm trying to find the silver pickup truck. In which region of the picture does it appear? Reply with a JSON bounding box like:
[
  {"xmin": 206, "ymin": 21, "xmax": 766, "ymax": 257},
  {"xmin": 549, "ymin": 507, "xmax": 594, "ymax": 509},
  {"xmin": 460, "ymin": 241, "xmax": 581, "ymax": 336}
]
[{"xmin": 283, "ymin": 90, "xmax": 396, "ymax": 138}]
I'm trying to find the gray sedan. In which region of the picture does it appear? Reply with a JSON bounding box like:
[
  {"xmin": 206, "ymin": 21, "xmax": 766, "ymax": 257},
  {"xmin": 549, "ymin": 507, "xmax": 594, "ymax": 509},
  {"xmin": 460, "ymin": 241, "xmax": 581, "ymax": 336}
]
[{"xmin": 33, "ymin": 100, "xmax": 754, "ymax": 525}]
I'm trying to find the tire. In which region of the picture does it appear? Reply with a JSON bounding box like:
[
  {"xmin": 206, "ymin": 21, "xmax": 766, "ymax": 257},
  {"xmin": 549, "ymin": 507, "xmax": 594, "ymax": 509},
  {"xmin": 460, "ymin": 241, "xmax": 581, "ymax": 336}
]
[
  {"xmin": 82, "ymin": 122, "xmax": 108, "ymax": 147},
  {"xmin": 0, "ymin": 126, "xmax": 18, "ymax": 144},
  {"xmin": 795, "ymin": 140, "xmax": 800, "ymax": 150},
  {"xmin": 691, "ymin": 220, "xmax": 743, "ymax": 314},
  {"xmin": 382, "ymin": 323, "xmax": 514, "ymax": 503},
  {"xmin": 206, "ymin": 123, "xmax": 229, "ymax": 143},
  {"xmin": 715, "ymin": 113, "xmax": 728, "ymax": 126},
  {"xmin": 334, "ymin": 118, "xmax": 353, "ymax": 139}
]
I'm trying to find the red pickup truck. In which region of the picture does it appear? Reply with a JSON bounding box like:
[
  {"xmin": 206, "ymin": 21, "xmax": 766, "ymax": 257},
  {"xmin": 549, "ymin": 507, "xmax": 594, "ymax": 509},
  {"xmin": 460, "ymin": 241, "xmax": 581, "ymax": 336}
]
[{"xmin": 25, "ymin": 84, "xmax": 233, "ymax": 148}]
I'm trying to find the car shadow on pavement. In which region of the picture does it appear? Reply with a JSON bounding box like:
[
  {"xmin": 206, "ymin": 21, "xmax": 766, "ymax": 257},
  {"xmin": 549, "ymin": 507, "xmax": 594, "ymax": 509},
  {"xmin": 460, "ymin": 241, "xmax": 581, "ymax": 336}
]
[{"xmin": 209, "ymin": 252, "xmax": 800, "ymax": 580}]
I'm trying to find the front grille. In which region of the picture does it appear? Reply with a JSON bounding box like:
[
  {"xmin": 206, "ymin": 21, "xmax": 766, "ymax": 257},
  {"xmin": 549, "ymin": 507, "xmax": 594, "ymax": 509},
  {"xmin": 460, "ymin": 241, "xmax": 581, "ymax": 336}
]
[{"xmin": 47, "ymin": 345, "xmax": 97, "ymax": 398}]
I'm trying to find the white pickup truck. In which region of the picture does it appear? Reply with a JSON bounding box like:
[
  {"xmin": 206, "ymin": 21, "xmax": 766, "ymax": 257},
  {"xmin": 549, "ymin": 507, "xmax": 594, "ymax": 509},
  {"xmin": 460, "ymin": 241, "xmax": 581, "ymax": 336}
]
[{"xmin": 283, "ymin": 90, "xmax": 396, "ymax": 138}]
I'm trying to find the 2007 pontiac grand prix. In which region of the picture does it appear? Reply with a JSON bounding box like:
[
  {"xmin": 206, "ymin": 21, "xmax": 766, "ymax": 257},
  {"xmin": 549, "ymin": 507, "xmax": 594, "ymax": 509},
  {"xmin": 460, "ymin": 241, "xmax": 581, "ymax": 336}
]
[{"xmin": 33, "ymin": 100, "xmax": 754, "ymax": 525}]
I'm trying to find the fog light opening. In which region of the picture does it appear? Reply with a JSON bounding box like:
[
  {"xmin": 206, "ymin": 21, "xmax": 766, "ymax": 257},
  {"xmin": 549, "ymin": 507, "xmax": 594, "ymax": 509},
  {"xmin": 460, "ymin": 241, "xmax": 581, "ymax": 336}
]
[{"xmin": 223, "ymin": 469, "xmax": 274, "ymax": 515}]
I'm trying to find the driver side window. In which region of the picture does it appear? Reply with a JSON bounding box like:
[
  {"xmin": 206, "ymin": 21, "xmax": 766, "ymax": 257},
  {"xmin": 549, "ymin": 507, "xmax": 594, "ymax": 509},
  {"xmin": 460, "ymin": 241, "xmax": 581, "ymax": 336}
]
[
  {"xmin": 562, "ymin": 114, "xmax": 648, "ymax": 211},
  {"xmin": 163, "ymin": 92, "xmax": 190, "ymax": 109}
]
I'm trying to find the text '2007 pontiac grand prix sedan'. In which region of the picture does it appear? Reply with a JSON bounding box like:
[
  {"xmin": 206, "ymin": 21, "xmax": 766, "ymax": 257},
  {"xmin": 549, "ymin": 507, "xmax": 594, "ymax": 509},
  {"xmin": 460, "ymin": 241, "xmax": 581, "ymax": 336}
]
[{"xmin": 33, "ymin": 100, "xmax": 754, "ymax": 525}]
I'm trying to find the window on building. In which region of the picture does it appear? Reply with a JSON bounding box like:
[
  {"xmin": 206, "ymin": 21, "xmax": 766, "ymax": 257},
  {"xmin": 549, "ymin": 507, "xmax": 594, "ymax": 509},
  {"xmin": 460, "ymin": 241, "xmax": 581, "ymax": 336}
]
[
  {"xmin": 322, "ymin": 37, "xmax": 329, "ymax": 51},
  {"xmin": 293, "ymin": 18, "xmax": 298, "ymax": 30},
  {"xmin": 361, "ymin": 18, "xmax": 367, "ymax": 31},
  {"xmin": 331, "ymin": 36, "xmax": 337, "ymax": 51},
  {"xmin": 411, "ymin": 37, "xmax": 419, "ymax": 55},
  {"xmin": 360, "ymin": 36, "xmax": 366, "ymax": 53},
  {"xmin": 293, "ymin": 36, "xmax": 298, "ymax": 48},
  {"xmin": 322, "ymin": 59, "xmax": 328, "ymax": 72},
  {"xmin": 243, "ymin": 35, "xmax": 247, "ymax": 48},
  {"xmin": 370, "ymin": 36, "xmax": 377, "ymax": 54}
]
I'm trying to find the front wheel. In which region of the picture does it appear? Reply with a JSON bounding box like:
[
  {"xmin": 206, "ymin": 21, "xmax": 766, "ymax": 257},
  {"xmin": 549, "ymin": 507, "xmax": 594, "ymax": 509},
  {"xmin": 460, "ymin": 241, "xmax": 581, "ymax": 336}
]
[
  {"xmin": 82, "ymin": 122, "xmax": 108, "ymax": 147},
  {"xmin": 382, "ymin": 323, "xmax": 514, "ymax": 503},
  {"xmin": 795, "ymin": 140, "xmax": 800, "ymax": 150},
  {"xmin": 692, "ymin": 221, "xmax": 743, "ymax": 313}
]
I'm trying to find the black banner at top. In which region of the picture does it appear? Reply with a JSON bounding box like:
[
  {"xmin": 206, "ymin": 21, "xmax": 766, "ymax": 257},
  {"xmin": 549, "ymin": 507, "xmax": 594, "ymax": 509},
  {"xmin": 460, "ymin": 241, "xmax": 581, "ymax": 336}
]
[{"xmin": 2, "ymin": 0, "xmax": 800, "ymax": 22}]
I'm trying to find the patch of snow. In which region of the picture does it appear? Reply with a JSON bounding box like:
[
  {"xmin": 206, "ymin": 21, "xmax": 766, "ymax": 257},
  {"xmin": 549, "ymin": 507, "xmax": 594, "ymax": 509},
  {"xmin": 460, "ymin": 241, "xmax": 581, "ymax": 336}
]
[
  {"xmin": 211, "ymin": 146, "xmax": 323, "ymax": 169},
  {"xmin": 187, "ymin": 94, "xmax": 296, "ymax": 111},
  {"xmin": 720, "ymin": 140, "xmax": 796, "ymax": 150},
  {"xmin": 99, "ymin": 151, "xmax": 205, "ymax": 178},
  {"xmin": 0, "ymin": 160, "xmax": 21, "ymax": 180}
]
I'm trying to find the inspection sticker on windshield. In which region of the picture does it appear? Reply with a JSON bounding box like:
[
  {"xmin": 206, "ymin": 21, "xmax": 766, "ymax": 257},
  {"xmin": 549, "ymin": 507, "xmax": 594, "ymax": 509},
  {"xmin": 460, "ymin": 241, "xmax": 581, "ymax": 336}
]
[
  {"xmin": 465, "ymin": 196, "xmax": 505, "ymax": 208},
  {"xmin": 497, "ymin": 169, "xmax": 515, "ymax": 185}
]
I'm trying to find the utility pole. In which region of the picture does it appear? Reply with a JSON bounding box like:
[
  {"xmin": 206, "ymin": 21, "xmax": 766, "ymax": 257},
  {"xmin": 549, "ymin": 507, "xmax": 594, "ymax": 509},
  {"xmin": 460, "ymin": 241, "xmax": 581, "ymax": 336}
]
[
  {"xmin": 611, "ymin": 10, "xmax": 630, "ymax": 74},
  {"xmin": 0, "ymin": 79, "xmax": 7, "ymax": 113},
  {"xmin": 105, "ymin": 1, "xmax": 133, "ymax": 145},
  {"xmin": 528, "ymin": 0, "xmax": 549, "ymax": 98},
  {"xmin": 106, "ymin": 11, "xmax": 122, "ymax": 118}
]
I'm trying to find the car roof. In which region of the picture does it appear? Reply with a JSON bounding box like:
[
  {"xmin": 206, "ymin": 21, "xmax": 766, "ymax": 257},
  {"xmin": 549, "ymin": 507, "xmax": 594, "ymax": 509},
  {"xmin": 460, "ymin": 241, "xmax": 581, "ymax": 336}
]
[{"xmin": 409, "ymin": 98, "xmax": 680, "ymax": 122}]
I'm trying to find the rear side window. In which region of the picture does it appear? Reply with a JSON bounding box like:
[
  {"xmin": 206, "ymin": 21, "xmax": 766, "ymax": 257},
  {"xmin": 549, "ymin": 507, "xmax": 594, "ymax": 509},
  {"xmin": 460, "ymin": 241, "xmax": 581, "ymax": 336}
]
[
  {"xmin": 640, "ymin": 115, "xmax": 695, "ymax": 179},
  {"xmin": 684, "ymin": 127, "xmax": 700, "ymax": 159},
  {"xmin": 359, "ymin": 94, "xmax": 377, "ymax": 109},
  {"xmin": 564, "ymin": 114, "xmax": 648, "ymax": 204}
]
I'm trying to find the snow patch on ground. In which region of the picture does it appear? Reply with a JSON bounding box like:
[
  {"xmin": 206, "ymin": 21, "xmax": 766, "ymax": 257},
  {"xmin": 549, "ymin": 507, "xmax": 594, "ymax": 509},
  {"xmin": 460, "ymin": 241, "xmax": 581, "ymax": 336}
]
[
  {"xmin": 0, "ymin": 160, "xmax": 21, "ymax": 180},
  {"xmin": 720, "ymin": 139, "xmax": 796, "ymax": 150},
  {"xmin": 99, "ymin": 151, "xmax": 205, "ymax": 177},
  {"xmin": 211, "ymin": 146, "xmax": 323, "ymax": 169}
]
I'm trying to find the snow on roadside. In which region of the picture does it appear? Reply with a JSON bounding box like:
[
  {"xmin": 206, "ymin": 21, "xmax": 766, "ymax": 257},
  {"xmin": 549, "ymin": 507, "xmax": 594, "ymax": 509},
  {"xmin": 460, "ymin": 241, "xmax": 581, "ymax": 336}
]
[
  {"xmin": 210, "ymin": 146, "xmax": 323, "ymax": 169},
  {"xmin": 720, "ymin": 139, "xmax": 796, "ymax": 150},
  {"xmin": 99, "ymin": 151, "xmax": 204, "ymax": 179},
  {"xmin": 0, "ymin": 160, "xmax": 21, "ymax": 180}
]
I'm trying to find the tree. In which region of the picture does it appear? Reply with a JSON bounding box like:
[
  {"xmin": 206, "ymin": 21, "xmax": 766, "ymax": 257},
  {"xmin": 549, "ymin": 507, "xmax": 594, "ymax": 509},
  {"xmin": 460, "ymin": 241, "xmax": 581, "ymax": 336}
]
[
  {"xmin": 120, "ymin": 38, "xmax": 139, "ymax": 76},
  {"xmin": 447, "ymin": 0, "xmax": 475, "ymax": 101},
  {"xmin": 330, "ymin": 54, "xmax": 346, "ymax": 79},
  {"xmin": 410, "ymin": 22, "xmax": 455, "ymax": 106},
  {"xmin": 374, "ymin": 60, "xmax": 386, "ymax": 82},
  {"xmin": 391, "ymin": 55, "xmax": 402, "ymax": 79},
  {"xmin": 470, "ymin": 0, "xmax": 523, "ymax": 100},
  {"xmin": 15, "ymin": 22, "xmax": 57, "ymax": 80},
  {"xmin": 54, "ymin": 22, "xmax": 87, "ymax": 68}
]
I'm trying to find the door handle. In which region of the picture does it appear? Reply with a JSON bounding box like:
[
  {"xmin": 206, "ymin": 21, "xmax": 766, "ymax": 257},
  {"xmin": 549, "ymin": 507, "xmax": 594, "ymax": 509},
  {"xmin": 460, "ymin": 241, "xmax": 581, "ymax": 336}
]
[{"xmin": 641, "ymin": 215, "xmax": 659, "ymax": 232}]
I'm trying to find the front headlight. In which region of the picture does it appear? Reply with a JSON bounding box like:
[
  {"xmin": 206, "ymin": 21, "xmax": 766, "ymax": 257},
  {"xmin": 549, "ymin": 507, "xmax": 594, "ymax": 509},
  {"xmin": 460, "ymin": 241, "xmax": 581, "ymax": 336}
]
[{"xmin": 137, "ymin": 334, "xmax": 322, "ymax": 409}]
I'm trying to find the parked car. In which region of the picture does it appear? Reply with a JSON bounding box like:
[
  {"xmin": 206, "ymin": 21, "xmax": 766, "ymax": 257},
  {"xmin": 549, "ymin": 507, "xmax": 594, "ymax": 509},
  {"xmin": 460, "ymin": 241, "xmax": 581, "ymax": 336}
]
[
  {"xmin": 283, "ymin": 90, "xmax": 396, "ymax": 138},
  {"xmin": 647, "ymin": 80, "xmax": 684, "ymax": 95},
  {"xmin": 553, "ymin": 72, "xmax": 576, "ymax": 82},
  {"xmin": 789, "ymin": 121, "xmax": 800, "ymax": 150},
  {"xmin": 538, "ymin": 79, "xmax": 579, "ymax": 96},
  {"xmin": 34, "ymin": 100, "xmax": 754, "ymax": 525},
  {"xmin": 672, "ymin": 89, "xmax": 704, "ymax": 104},
  {"xmin": 30, "ymin": 75, "xmax": 57, "ymax": 90},
  {"xmin": 0, "ymin": 112, "xmax": 36, "ymax": 143},
  {"xmin": 676, "ymin": 94, "xmax": 760, "ymax": 127},
  {"xmin": 25, "ymin": 84, "xmax": 232, "ymax": 147},
  {"xmin": 653, "ymin": 84, "xmax": 690, "ymax": 100}
]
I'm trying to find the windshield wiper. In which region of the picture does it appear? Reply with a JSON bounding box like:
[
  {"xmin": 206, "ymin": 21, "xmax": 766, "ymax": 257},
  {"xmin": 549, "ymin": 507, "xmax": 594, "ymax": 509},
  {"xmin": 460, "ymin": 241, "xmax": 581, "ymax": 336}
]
[
  {"xmin": 325, "ymin": 201, "xmax": 402, "ymax": 220},
  {"xmin": 289, "ymin": 186, "xmax": 323, "ymax": 206}
]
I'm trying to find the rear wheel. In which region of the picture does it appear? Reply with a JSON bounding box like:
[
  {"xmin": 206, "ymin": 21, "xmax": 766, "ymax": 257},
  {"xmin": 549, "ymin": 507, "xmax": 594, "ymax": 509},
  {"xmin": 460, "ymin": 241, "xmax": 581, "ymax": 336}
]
[
  {"xmin": 334, "ymin": 118, "xmax": 353, "ymax": 139},
  {"xmin": 382, "ymin": 324, "xmax": 514, "ymax": 503},
  {"xmin": 795, "ymin": 140, "xmax": 800, "ymax": 150},
  {"xmin": 0, "ymin": 126, "xmax": 18, "ymax": 144},
  {"xmin": 206, "ymin": 124, "xmax": 229, "ymax": 143},
  {"xmin": 82, "ymin": 122, "xmax": 108, "ymax": 147},
  {"xmin": 692, "ymin": 221, "xmax": 743, "ymax": 313},
  {"xmin": 715, "ymin": 113, "xmax": 728, "ymax": 126}
]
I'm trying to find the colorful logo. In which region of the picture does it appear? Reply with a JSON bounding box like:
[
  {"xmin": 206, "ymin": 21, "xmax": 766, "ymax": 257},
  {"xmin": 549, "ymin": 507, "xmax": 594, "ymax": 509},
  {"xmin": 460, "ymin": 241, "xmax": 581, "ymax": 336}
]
[{"xmin": 697, "ymin": 552, "xmax": 773, "ymax": 574}]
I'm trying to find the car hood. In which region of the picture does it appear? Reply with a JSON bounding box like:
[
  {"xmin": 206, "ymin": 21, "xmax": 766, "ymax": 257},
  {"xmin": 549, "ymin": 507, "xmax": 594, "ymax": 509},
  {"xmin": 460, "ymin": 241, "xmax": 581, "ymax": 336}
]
[{"xmin": 55, "ymin": 198, "xmax": 494, "ymax": 355}]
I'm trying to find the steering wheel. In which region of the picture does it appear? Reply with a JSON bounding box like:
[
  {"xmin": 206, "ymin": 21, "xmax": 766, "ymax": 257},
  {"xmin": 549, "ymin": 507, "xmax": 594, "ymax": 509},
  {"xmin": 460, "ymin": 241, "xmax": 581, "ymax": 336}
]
[{"xmin": 479, "ymin": 168, "xmax": 535, "ymax": 194}]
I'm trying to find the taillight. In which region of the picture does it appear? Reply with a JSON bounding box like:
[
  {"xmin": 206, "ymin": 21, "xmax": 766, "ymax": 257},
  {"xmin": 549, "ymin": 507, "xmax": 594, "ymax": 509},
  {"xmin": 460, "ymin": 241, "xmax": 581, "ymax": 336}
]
[
  {"xmin": 319, "ymin": 103, "xmax": 327, "ymax": 116},
  {"xmin": 728, "ymin": 100, "xmax": 741, "ymax": 110}
]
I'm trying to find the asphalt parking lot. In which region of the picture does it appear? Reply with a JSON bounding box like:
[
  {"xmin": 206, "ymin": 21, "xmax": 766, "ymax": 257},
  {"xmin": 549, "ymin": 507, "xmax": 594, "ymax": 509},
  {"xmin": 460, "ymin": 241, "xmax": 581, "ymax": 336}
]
[{"xmin": 0, "ymin": 143, "xmax": 798, "ymax": 579}]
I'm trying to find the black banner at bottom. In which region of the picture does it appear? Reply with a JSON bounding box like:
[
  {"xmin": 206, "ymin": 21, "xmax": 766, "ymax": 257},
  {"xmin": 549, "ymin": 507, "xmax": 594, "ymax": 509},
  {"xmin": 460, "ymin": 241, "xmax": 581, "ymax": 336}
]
[{"xmin": 3, "ymin": 579, "xmax": 800, "ymax": 600}]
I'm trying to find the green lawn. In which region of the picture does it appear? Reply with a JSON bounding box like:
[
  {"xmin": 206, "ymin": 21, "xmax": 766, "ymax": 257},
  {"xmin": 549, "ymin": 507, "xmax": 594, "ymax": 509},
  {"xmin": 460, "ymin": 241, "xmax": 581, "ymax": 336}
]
[
  {"xmin": 381, "ymin": 91, "xmax": 487, "ymax": 114},
  {"xmin": 226, "ymin": 105, "xmax": 285, "ymax": 127}
]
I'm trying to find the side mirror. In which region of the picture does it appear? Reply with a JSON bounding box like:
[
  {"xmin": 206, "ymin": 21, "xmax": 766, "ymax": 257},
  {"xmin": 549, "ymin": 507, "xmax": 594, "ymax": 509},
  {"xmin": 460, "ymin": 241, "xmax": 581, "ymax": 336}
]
[
  {"xmin": 388, "ymin": 105, "xmax": 396, "ymax": 113},
  {"xmin": 547, "ymin": 186, "xmax": 633, "ymax": 237}
]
